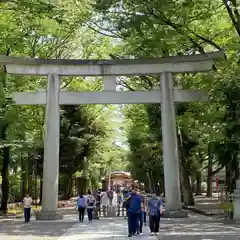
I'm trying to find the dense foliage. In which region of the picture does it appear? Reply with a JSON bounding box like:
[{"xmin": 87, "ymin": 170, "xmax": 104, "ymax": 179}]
[
  {"xmin": 0, "ymin": 0, "xmax": 124, "ymax": 213},
  {"xmin": 92, "ymin": 0, "xmax": 240, "ymax": 204},
  {"xmin": 0, "ymin": 0, "xmax": 239, "ymax": 213}
]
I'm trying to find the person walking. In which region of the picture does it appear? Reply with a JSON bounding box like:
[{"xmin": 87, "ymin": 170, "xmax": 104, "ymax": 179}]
[
  {"xmin": 86, "ymin": 190, "xmax": 95, "ymax": 223},
  {"xmin": 117, "ymin": 191, "xmax": 123, "ymax": 216},
  {"xmin": 137, "ymin": 196, "xmax": 147, "ymax": 235},
  {"xmin": 123, "ymin": 189, "xmax": 131, "ymax": 219},
  {"xmin": 147, "ymin": 193, "xmax": 163, "ymax": 235},
  {"xmin": 100, "ymin": 191, "xmax": 109, "ymax": 217},
  {"xmin": 23, "ymin": 193, "xmax": 32, "ymax": 223},
  {"xmin": 107, "ymin": 189, "xmax": 113, "ymax": 205},
  {"xmin": 127, "ymin": 185, "xmax": 141, "ymax": 238},
  {"xmin": 93, "ymin": 189, "xmax": 100, "ymax": 219},
  {"xmin": 76, "ymin": 194, "xmax": 86, "ymax": 222},
  {"xmin": 141, "ymin": 195, "xmax": 147, "ymax": 226}
]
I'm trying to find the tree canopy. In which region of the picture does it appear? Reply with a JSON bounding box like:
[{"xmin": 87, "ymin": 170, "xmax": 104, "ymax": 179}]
[{"xmin": 0, "ymin": 0, "xmax": 240, "ymax": 213}]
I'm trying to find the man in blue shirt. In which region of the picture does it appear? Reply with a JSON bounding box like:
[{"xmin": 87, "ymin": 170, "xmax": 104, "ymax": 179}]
[
  {"xmin": 147, "ymin": 193, "xmax": 162, "ymax": 235},
  {"xmin": 126, "ymin": 185, "xmax": 141, "ymax": 237}
]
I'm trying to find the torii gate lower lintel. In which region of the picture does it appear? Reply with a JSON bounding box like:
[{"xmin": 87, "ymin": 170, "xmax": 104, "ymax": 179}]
[{"xmin": 0, "ymin": 51, "xmax": 224, "ymax": 220}]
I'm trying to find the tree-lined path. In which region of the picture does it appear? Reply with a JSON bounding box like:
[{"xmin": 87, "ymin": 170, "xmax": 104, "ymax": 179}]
[{"xmin": 0, "ymin": 0, "xmax": 240, "ymax": 238}]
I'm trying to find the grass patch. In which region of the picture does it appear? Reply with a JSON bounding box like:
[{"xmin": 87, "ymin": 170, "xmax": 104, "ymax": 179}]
[
  {"xmin": 219, "ymin": 202, "xmax": 233, "ymax": 211},
  {"xmin": 7, "ymin": 205, "xmax": 41, "ymax": 215}
]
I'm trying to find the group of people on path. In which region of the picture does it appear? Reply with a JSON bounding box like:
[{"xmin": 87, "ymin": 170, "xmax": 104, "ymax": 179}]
[
  {"xmin": 76, "ymin": 190, "xmax": 96, "ymax": 223},
  {"xmin": 76, "ymin": 185, "xmax": 163, "ymax": 238},
  {"xmin": 125, "ymin": 184, "xmax": 163, "ymax": 237},
  {"xmin": 76, "ymin": 189, "xmax": 118, "ymax": 222},
  {"xmin": 22, "ymin": 185, "xmax": 163, "ymax": 239}
]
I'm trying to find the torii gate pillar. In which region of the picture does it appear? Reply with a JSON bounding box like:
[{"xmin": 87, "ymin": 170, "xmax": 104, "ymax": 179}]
[
  {"xmin": 161, "ymin": 72, "xmax": 185, "ymax": 217},
  {"xmin": 39, "ymin": 74, "xmax": 62, "ymax": 220}
]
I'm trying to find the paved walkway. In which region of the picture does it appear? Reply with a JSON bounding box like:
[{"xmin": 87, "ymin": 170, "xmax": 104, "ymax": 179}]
[
  {"xmin": 184, "ymin": 193, "xmax": 226, "ymax": 218},
  {"xmin": 58, "ymin": 218, "xmax": 128, "ymax": 240},
  {"xmin": 58, "ymin": 213, "xmax": 240, "ymax": 240},
  {"xmin": 0, "ymin": 214, "xmax": 77, "ymax": 240},
  {"xmin": 1, "ymin": 212, "xmax": 240, "ymax": 239}
]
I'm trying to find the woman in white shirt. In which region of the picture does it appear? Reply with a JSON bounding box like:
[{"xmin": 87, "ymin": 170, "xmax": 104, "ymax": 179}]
[{"xmin": 23, "ymin": 193, "xmax": 32, "ymax": 223}]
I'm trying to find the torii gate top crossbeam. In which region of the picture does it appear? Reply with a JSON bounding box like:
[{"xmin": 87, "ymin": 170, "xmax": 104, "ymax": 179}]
[{"xmin": 0, "ymin": 51, "xmax": 224, "ymax": 76}]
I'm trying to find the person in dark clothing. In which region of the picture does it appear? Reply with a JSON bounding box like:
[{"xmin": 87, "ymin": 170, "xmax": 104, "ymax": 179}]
[
  {"xmin": 93, "ymin": 190, "xmax": 101, "ymax": 219},
  {"xmin": 76, "ymin": 194, "xmax": 86, "ymax": 222},
  {"xmin": 127, "ymin": 186, "xmax": 141, "ymax": 238},
  {"xmin": 147, "ymin": 193, "xmax": 162, "ymax": 235},
  {"xmin": 136, "ymin": 196, "xmax": 146, "ymax": 235},
  {"xmin": 86, "ymin": 190, "xmax": 95, "ymax": 223},
  {"xmin": 141, "ymin": 195, "xmax": 147, "ymax": 226},
  {"xmin": 123, "ymin": 189, "xmax": 131, "ymax": 218}
]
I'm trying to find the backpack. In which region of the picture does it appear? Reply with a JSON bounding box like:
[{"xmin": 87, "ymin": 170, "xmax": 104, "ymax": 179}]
[{"xmin": 87, "ymin": 196, "xmax": 95, "ymax": 207}]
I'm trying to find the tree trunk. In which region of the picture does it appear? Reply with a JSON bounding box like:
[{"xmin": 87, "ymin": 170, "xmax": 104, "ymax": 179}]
[
  {"xmin": 63, "ymin": 173, "xmax": 73, "ymax": 199},
  {"xmin": 230, "ymin": 153, "xmax": 239, "ymax": 193},
  {"xmin": 223, "ymin": 0, "xmax": 240, "ymax": 36},
  {"xmin": 34, "ymin": 175, "xmax": 38, "ymax": 205},
  {"xmin": 68, "ymin": 178, "xmax": 73, "ymax": 198},
  {"xmin": 0, "ymin": 125, "xmax": 10, "ymax": 214},
  {"xmin": 144, "ymin": 179, "xmax": 150, "ymax": 193},
  {"xmin": 34, "ymin": 160, "xmax": 38, "ymax": 204},
  {"xmin": 39, "ymin": 179, "xmax": 43, "ymax": 204},
  {"xmin": 178, "ymin": 128, "xmax": 195, "ymax": 206},
  {"xmin": 149, "ymin": 173, "xmax": 156, "ymax": 193},
  {"xmin": 180, "ymin": 162, "xmax": 195, "ymax": 206},
  {"xmin": 206, "ymin": 144, "xmax": 213, "ymax": 197},
  {"xmin": 147, "ymin": 172, "xmax": 153, "ymax": 193},
  {"xmin": 225, "ymin": 163, "xmax": 232, "ymax": 193},
  {"xmin": 21, "ymin": 155, "xmax": 28, "ymax": 199},
  {"xmin": 27, "ymin": 157, "xmax": 33, "ymax": 195},
  {"xmin": 180, "ymin": 183, "xmax": 184, "ymax": 203},
  {"xmin": 196, "ymin": 172, "xmax": 202, "ymax": 195},
  {"xmin": 0, "ymin": 57, "xmax": 10, "ymax": 214},
  {"xmin": 206, "ymin": 159, "xmax": 213, "ymax": 197},
  {"xmin": 191, "ymin": 177, "xmax": 195, "ymax": 193}
]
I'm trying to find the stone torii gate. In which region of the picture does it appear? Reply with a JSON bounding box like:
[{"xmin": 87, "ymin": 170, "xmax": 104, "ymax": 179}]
[{"xmin": 0, "ymin": 51, "xmax": 223, "ymax": 220}]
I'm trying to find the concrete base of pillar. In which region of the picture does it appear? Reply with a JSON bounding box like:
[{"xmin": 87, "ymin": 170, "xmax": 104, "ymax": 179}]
[
  {"xmin": 36, "ymin": 211, "xmax": 63, "ymax": 220},
  {"xmin": 163, "ymin": 209, "xmax": 188, "ymax": 218}
]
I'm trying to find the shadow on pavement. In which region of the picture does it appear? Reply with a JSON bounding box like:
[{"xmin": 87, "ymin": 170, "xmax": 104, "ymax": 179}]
[
  {"xmin": 156, "ymin": 217, "xmax": 240, "ymax": 240},
  {"xmin": 0, "ymin": 219, "xmax": 75, "ymax": 238},
  {"xmin": 1, "ymin": 214, "xmax": 240, "ymax": 240}
]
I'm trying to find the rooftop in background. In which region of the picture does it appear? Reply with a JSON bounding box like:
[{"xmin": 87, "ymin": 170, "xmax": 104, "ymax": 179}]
[
  {"xmin": 101, "ymin": 171, "xmax": 132, "ymax": 181},
  {"xmin": 111, "ymin": 171, "xmax": 131, "ymax": 178}
]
